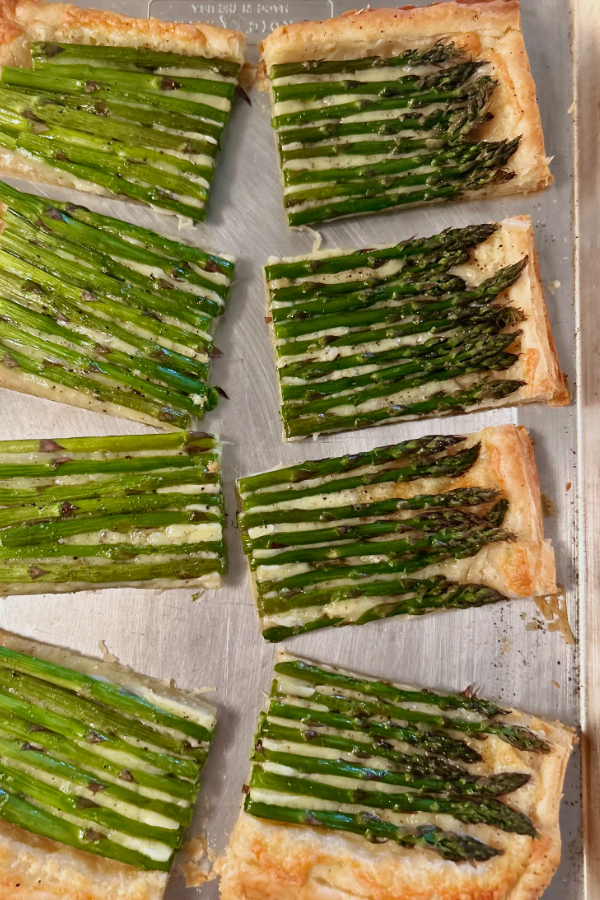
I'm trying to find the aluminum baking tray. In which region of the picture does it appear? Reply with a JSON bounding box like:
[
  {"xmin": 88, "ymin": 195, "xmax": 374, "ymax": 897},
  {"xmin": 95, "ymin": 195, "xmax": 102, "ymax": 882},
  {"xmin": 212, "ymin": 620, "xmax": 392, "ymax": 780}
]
[{"xmin": 0, "ymin": 0, "xmax": 588, "ymax": 896}]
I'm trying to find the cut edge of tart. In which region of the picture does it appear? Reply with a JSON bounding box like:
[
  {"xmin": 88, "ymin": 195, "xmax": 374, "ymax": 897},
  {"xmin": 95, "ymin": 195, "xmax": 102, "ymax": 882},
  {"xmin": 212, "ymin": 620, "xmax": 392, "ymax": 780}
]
[
  {"xmin": 264, "ymin": 216, "xmax": 568, "ymax": 441},
  {"xmin": 0, "ymin": 628, "xmax": 217, "ymax": 900},
  {"xmin": 236, "ymin": 424, "xmax": 556, "ymax": 641},
  {"xmin": 0, "ymin": 180, "xmax": 235, "ymax": 431},
  {"xmin": 0, "ymin": 0, "xmax": 246, "ymax": 219},
  {"xmin": 0, "ymin": 430, "xmax": 227, "ymax": 596},
  {"xmin": 216, "ymin": 649, "xmax": 575, "ymax": 900}
]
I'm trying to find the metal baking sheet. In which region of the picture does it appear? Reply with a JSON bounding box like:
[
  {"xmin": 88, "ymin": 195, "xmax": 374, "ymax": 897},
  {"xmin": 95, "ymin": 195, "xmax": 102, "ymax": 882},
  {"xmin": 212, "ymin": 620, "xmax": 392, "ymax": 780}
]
[{"xmin": 0, "ymin": 1, "xmax": 582, "ymax": 897}]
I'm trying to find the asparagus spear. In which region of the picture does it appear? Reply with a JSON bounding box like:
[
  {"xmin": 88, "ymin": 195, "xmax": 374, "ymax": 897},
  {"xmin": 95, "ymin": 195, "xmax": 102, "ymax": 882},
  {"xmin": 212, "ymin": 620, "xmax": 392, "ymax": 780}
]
[
  {"xmin": 265, "ymin": 223, "xmax": 497, "ymax": 281},
  {"xmin": 286, "ymin": 168, "xmax": 515, "ymax": 226},
  {"xmin": 251, "ymin": 769, "xmax": 536, "ymax": 835},
  {"xmin": 269, "ymin": 685, "xmax": 551, "ymax": 753},
  {"xmin": 31, "ymin": 41, "xmax": 241, "ymax": 78},
  {"xmin": 265, "ymin": 698, "xmax": 483, "ymax": 762},
  {"xmin": 238, "ymin": 434, "xmax": 463, "ymax": 493},
  {"xmin": 277, "ymin": 98, "xmax": 493, "ymax": 149},
  {"xmin": 284, "ymin": 378, "xmax": 524, "ymax": 438},
  {"xmin": 0, "ymin": 790, "xmax": 172, "ymax": 871},
  {"xmin": 239, "ymin": 444, "xmax": 481, "ymax": 508},
  {"xmin": 270, "ymin": 43, "xmax": 465, "ymax": 79},
  {"xmin": 273, "ymin": 62, "xmax": 484, "ymax": 103},
  {"xmin": 245, "ymin": 799, "xmax": 501, "ymax": 861},
  {"xmin": 272, "ymin": 77, "xmax": 497, "ymax": 129}
]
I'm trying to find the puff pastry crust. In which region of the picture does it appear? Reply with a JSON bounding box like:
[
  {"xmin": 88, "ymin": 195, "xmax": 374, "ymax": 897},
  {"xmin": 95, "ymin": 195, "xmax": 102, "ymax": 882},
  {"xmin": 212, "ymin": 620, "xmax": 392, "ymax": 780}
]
[
  {"xmin": 242, "ymin": 424, "xmax": 557, "ymax": 628},
  {"xmin": 0, "ymin": 0, "xmax": 246, "ymax": 191},
  {"xmin": 259, "ymin": 0, "xmax": 551, "ymax": 199},
  {"xmin": 217, "ymin": 650, "xmax": 575, "ymax": 900},
  {"xmin": 0, "ymin": 630, "xmax": 214, "ymax": 900},
  {"xmin": 265, "ymin": 216, "xmax": 568, "ymax": 444}
]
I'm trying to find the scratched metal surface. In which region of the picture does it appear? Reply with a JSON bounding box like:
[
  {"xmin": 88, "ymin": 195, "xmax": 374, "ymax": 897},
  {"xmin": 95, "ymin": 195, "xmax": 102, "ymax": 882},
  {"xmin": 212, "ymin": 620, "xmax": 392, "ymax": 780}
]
[{"xmin": 0, "ymin": 0, "xmax": 581, "ymax": 896}]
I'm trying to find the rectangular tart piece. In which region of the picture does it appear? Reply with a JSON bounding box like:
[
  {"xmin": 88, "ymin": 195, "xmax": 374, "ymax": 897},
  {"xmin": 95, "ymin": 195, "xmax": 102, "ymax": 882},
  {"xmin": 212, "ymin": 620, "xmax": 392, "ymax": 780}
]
[
  {"xmin": 259, "ymin": 0, "xmax": 550, "ymax": 227},
  {"xmin": 0, "ymin": 430, "xmax": 226, "ymax": 595},
  {"xmin": 0, "ymin": 180, "xmax": 234, "ymax": 430},
  {"xmin": 265, "ymin": 216, "xmax": 567, "ymax": 440},
  {"xmin": 0, "ymin": 629, "xmax": 216, "ymax": 900},
  {"xmin": 217, "ymin": 651, "xmax": 575, "ymax": 900},
  {"xmin": 0, "ymin": 0, "xmax": 246, "ymax": 220},
  {"xmin": 236, "ymin": 424, "xmax": 555, "ymax": 641}
]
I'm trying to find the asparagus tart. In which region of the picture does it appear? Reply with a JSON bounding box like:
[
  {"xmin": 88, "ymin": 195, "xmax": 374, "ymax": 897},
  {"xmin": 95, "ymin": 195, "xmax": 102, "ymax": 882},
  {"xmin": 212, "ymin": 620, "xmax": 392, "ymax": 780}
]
[
  {"xmin": 259, "ymin": 1, "xmax": 551, "ymax": 226},
  {"xmin": 236, "ymin": 425, "xmax": 555, "ymax": 641},
  {"xmin": 0, "ymin": 430, "xmax": 226, "ymax": 596},
  {"xmin": 0, "ymin": 180, "xmax": 234, "ymax": 429},
  {"xmin": 0, "ymin": 630, "xmax": 216, "ymax": 899},
  {"xmin": 265, "ymin": 217, "xmax": 567, "ymax": 440},
  {"xmin": 0, "ymin": 0, "xmax": 246, "ymax": 219},
  {"xmin": 218, "ymin": 651, "xmax": 574, "ymax": 900}
]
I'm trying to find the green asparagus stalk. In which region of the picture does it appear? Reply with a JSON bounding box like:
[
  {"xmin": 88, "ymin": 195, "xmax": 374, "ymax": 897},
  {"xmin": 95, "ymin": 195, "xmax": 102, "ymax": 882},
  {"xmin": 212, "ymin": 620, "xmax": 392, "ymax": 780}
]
[
  {"xmin": 266, "ymin": 698, "xmax": 483, "ymax": 762},
  {"xmin": 281, "ymin": 333, "xmax": 519, "ymax": 408},
  {"xmin": 245, "ymin": 799, "xmax": 501, "ymax": 861},
  {"xmin": 0, "ymin": 716, "xmax": 200, "ymax": 801},
  {"xmin": 270, "ymin": 43, "xmax": 464, "ymax": 79},
  {"xmin": 258, "ymin": 575, "xmax": 498, "ymax": 616},
  {"xmin": 273, "ymin": 62, "xmax": 483, "ymax": 103},
  {"xmin": 276, "ymin": 98, "xmax": 493, "ymax": 148},
  {"xmin": 251, "ymin": 769, "xmax": 536, "ymax": 835},
  {"xmin": 0, "ymin": 790, "xmax": 172, "ymax": 871},
  {"xmin": 238, "ymin": 434, "xmax": 463, "ymax": 493},
  {"xmin": 274, "ymin": 658, "xmax": 504, "ymax": 715},
  {"xmin": 287, "ymin": 167, "xmax": 513, "ymax": 227},
  {"xmin": 284, "ymin": 378, "xmax": 524, "ymax": 438},
  {"xmin": 31, "ymin": 41, "xmax": 241, "ymax": 78},
  {"xmin": 239, "ymin": 487, "xmax": 499, "ymax": 530},
  {"xmin": 272, "ymin": 77, "xmax": 497, "ymax": 129},
  {"xmin": 269, "ymin": 685, "xmax": 550, "ymax": 753},
  {"xmin": 251, "ymin": 522, "xmax": 512, "ymax": 570},
  {"xmin": 257, "ymin": 719, "xmax": 474, "ymax": 777},
  {"xmin": 0, "ymin": 645, "xmax": 213, "ymax": 742},
  {"xmin": 240, "ymin": 444, "xmax": 480, "ymax": 509},
  {"xmin": 1, "ymin": 69, "xmax": 229, "ymax": 124},
  {"xmin": 246, "ymin": 508, "xmax": 503, "ymax": 552},
  {"xmin": 265, "ymin": 224, "xmax": 497, "ymax": 281},
  {"xmin": 0, "ymin": 179, "xmax": 234, "ymax": 275}
]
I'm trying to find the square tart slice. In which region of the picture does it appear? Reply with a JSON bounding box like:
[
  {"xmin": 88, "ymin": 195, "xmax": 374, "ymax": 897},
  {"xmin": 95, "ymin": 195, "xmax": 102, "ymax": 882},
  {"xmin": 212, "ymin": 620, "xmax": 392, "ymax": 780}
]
[
  {"xmin": 0, "ymin": 0, "xmax": 246, "ymax": 220},
  {"xmin": 0, "ymin": 430, "xmax": 226, "ymax": 596},
  {"xmin": 0, "ymin": 629, "xmax": 217, "ymax": 900},
  {"xmin": 217, "ymin": 651, "xmax": 575, "ymax": 900},
  {"xmin": 265, "ymin": 217, "xmax": 567, "ymax": 441},
  {"xmin": 259, "ymin": 0, "xmax": 551, "ymax": 226},
  {"xmin": 236, "ymin": 424, "xmax": 556, "ymax": 642},
  {"xmin": 0, "ymin": 181, "xmax": 234, "ymax": 430}
]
